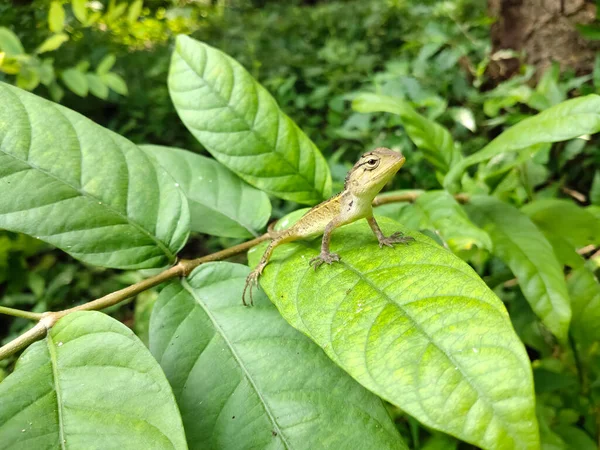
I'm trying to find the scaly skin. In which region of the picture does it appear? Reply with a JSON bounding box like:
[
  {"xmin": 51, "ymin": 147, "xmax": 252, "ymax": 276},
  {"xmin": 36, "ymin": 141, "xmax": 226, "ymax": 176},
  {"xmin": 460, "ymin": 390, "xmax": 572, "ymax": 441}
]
[{"xmin": 243, "ymin": 147, "xmax": 413, "ymax": 305}]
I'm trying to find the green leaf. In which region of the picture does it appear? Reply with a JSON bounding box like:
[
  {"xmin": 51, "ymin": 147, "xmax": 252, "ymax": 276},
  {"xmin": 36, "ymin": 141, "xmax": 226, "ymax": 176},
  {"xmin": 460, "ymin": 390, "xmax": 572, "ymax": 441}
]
[
  {"xmin": 142, "ymin": 145, "xmax": 271, "ymax": 238},
  {"xmin": 0, "ymin": 27, "xmax": 24, "ymax": 56},
  {"xmin": 16, "ymin": 66, "xmax": 40, "ymax": 91},
  {"xmin": 61, "ymin": 67, "xmax": 88, "ymax": 97},
  {"xmin": 150, "ymin": 262, "xmax": 407, "ymax": 450},
  {"xmin": 71, "ymin": 0, "xmax": 88, "ymax": 23},
  {"xmin": 590, "ymin": 171, "xmax": 600, "ymax": 205},
  {"xmin": 100, "ymin": 72, "xmax": 128, "ymax": 95},
  {"xmin": 522, "ymin": 199, "xmax": 600, "ymax": 248},
  {"xmin": 86, "ymin": 73, "xmax": 109, "ymax": 99},
  {"xmin": 250, "ymin": 216, "xmax": 539, "ymax": 450},
  {"xmin": 0, "ymin": 311, "xmax": 187, "ymax": 449},
  {"xmin": 0, "ymin": 83, "xmax": 190, "ymax": 269},
  {"xmin": 127, "ymin": 0, "xmax": 143, "ymax": 24},
  {"xmin": 48, "ymin": 81, "xmax": 64, "ymax": 102},
  {"xmin": 169, "ymin": 35, "xmax": 332, "ymax": 205},
  {"xmin": 414, "ymin": 190, "xmax": 492, "ymax": 252},
  {"xmin": 466, "ymin": 195, "xmax": 571, "ymax": 341},
  {"xmin": 567, "ymin": 265, "xmax": 600, "ymax": 345},
  {"xmin": 352, "ymin": 93, "xmax": 461, "ymax": 174},
  {"xmin": 96, "ymin": 53, "xmax": 116, "ymax": 75},
  {"xmin": 445, "ymin": 95, "xmax": 600, "ymax": 190},
  {"xmin": 48, "ymin": 2, "xmax": 65, "ymax": 33},
  {"xmin": 35, "ymin": 33, "xmax": 69, "ymax": 54}
]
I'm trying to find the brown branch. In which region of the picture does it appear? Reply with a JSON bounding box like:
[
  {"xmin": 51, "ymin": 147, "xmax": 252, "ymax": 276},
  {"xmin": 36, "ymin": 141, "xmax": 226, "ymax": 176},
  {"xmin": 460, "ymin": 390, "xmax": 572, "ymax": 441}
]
[
  {"xmin": 0, "ymin": 190, "xmax": 472, "ymax": 361},
  {"xmin": 0, "ymin": 233, "xmax": 270, "ymax": 361},
  {"xmin": 372, "ymin": 191, "xmax": 470, "ymax": 206}
]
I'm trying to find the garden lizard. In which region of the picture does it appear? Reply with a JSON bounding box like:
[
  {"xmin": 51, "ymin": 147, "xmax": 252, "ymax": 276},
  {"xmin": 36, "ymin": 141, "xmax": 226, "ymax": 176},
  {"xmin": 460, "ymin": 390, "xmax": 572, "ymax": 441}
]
[{"xmin": 243, "ymin": 147, "xmax": 413, "ymax": 305}]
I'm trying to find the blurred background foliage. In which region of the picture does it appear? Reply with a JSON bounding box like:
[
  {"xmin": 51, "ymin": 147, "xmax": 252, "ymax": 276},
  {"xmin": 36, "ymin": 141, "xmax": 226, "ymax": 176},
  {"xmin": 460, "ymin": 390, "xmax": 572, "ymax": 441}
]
[{"xmin": 2, "ymin": 0, "xmax": 600, "ymax": 446}]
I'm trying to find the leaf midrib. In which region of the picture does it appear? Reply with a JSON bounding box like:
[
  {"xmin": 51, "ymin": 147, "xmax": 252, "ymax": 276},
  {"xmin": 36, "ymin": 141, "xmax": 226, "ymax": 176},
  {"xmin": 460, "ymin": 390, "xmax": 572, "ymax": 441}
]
[
  {"xmin": 181, "ymin": 278, "xmax": 291, "ymax": 449},
  {"xmin": 46, "ymin": 332, "xmax": 66, "ymax": 450}
]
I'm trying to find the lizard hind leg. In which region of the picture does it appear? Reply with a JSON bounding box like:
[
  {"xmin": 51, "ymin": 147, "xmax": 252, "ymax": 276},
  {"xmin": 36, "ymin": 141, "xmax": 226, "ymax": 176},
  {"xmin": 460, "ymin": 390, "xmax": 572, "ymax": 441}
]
[{"xmin": 242, "ymin": 266, "xmax": 262, "ymax": 306}]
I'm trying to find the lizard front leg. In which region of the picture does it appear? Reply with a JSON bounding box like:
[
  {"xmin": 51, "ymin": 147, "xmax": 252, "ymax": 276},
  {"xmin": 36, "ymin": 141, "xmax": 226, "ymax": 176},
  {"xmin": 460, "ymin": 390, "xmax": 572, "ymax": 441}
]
[
  {"xmin": 309, "ymin": 217, "xmax": 342, "ymax": 270},
  {"xmin": 367, "ymin": 216, "xmax": 414, "ymax": 248}
]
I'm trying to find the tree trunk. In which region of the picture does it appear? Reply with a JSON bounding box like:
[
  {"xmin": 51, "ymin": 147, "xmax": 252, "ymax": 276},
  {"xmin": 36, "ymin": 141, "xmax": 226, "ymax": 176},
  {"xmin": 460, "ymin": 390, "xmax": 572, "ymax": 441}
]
[{"xmin": 488, "ymin": 0, "xmax": 600, "ymax": 80}]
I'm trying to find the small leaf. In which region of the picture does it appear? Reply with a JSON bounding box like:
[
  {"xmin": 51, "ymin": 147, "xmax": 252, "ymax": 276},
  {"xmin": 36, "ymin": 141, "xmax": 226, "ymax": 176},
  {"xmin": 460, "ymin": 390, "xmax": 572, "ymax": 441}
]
[
  {"xmin": 0, "ymin": 27, "xmax": 24, "ymax": 56},
  {"xmin": 445, "ymin": 95, "xmax": 600, "ymax": 190},
  {"xmin": 86, "ymin": 73, "xmax": 109, "ymax": 99},
  {"xmin": 16, "ymin": 66, "xmax": 40, "ymax": 91},
  {"xmin": 100, "ymin": 72, "xmax": 128, "ymax": 95},
  {"xmin": 142, "ymin": 145, "xmax": 271, "ymax": 238},
  {"xmin": 96, "ymin": 53, "xmax": 116, "ymax": 75},
  {"xmin": 71, "ymin": 0, "xmax": 88, "ymax": 23},
  {"xmin": 169, "ymin": 35, "xmax": 332, "ymax": 205},
  {"xmin": 38, "ymin": 58, "xmax": 55, "ymax": 85},
  {"xmin": 353, "ymin": 93, "xmax": 461, "ymax": 174},
  {"xmin": 48, "ymin": 81, "xmax": 64, "ymax": 102},
  {"xmin": 61, "ymin": 67, "xmax": 88, "ymax": 97},
  {"xmin": 0, "ymin": 83, "xmax": 190, "ymax": 269},
  {"xmin": 0, "ymin": 311, "xmax": 187, "ymax": 449},
  {"xmin": 151, "ymin": 262, "xmax": 407, "ymax": 450},
  {"xmin": 35, "ymin": 33, "xmax": 69, "ymax": 54},
  {"xmin": 250, "ymin": 216, "xmax": 539, "ymax": 450},
  {"xmin": 48, "ymin": 2, "xmax": 65, "ymax": 33},
  {"xmin": 413, "ymin": 190, "xmax": 492, "ymax": 252},
  {"xmin": 127, "ymin": 0, "xmax": 143, "ymax": 24},
  {"xmin": 466, "ymin": 195, "xmax": 571, "ymax": 341}
]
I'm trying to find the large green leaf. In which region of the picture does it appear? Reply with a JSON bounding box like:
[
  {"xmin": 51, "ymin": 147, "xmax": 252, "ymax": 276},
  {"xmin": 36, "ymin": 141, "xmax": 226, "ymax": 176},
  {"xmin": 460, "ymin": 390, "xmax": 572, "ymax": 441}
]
[
  {"xmin": 0, "ymin": 83, "xmax": 189, "ymax": 269},
  {"xmin": 414, "ymin": 190, "xmax": 492, "ymax": 252},
  {"xmin": 353, "ymin": 93, "xmax": 461, "ymax": 174},
  {"xmin": 445, "ymin": 95, "xmax": 600, "ymax": 190},
  {"xmin": 142, "ymin": 145, "xmax": 271, "ymax": 238},
  {"xmin": 150, "ymin": 262, "xmax": 406, "ymax": 450},
  {"xmin": 521, "ymin": 199, "xmax": 600, "ymax": 249},
  {"xmin": 466, "ymin": 196, "xmax": 571, "ymax": 341},
  {"xmin": 249, "ymin": 217, "xmax": 539, "ymax": 450},
  {"xmin": 0, "ymin": 311, "xmax": 187, "ymax": 449},
  {"xmin": 168, "ymin": 35, "xmax": 332, "ymax": 205},
  {"xmin": 567, "ymin": 265, "xmax": 600, "ymax": 346}
]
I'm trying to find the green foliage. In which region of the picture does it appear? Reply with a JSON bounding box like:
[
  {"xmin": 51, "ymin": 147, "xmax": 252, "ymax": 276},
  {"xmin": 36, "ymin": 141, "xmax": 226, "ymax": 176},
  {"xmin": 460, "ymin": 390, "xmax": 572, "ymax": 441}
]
[
  {"xmin": 169, "ymin": 36, "xmax": 332, "ymax": 204},
  {"xmin": 151, "ymin": 262, "xmax": 407, "ymax": 449},
  {"xmin": 249, "ymin": 217, "xmax": 538, "ymax": 449},
  {"xmin": 0, "ymin": 83, "xmax": 190, "ymax": 269},
  {"xmin": 142, "ymin": 145, "xmax": 271, "ymax": 238},
  {"xmin": 1, "ymin": 1, "xmax": 600, "ymax": 448},
  {"xmin": 0, "ymin": 311, "xmax": 187, "ymax": 448}
]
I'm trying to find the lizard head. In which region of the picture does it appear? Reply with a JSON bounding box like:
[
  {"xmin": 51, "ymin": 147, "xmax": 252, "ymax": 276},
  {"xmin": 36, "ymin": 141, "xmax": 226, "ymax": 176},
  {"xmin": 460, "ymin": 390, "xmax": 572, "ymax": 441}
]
[{"xmin": 344, "ymin": 147, "xmax": 405, "ymax": 197}]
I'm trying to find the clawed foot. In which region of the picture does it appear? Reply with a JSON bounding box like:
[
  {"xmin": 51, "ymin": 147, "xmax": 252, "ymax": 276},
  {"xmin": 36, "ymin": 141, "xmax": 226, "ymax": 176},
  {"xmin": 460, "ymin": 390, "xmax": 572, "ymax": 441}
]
[
  {"xmin": 378, "ymin": 231, "xmax": 415, "ymax": 248},
  {"xmin": 309, "ymin": 252, "xmax": 341, "ymax": 270},
  {"xmin": 242, "ymin": 266, "xmax": 264, "ymax": 306}
]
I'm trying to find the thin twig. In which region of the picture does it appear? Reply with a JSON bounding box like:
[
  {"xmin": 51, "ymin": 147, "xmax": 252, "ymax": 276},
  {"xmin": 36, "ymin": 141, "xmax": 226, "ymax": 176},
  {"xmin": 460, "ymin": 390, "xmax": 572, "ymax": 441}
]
[
  {"xmin": 0, "ymin": 233, "xmax": 270, "ymax": 361},
  {"xmin": 0, "ymin": 306, "xmax": 44, "ymax": 321},
  {"xmin": 0, "ymin": 191, "xmax": 472, "ymax": 361},
  {"xmin": 0, "ymin": 321, "xmax": 49, "ymax": 361}
]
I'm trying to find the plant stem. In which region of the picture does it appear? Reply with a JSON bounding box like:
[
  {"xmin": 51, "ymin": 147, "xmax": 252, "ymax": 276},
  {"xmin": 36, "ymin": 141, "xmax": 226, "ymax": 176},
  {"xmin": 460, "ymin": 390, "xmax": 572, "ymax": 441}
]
[
  {"xmin": 0, "ymin": 322, "xmax": 48, "ymax": 361},
  {"xmin": 0, "ymin": 233, "xmax": 270, "ymax": 361},
  {"xmin": 0, "ymin": 191, "xmax": 471, "ymax": 361},
  {"xmin": 372, "ymin": 191, "xmax": 470, "ymax": 206},
  {"xmin": 0, "ymin": 306, "xmax": 44, "ymax": 321}
]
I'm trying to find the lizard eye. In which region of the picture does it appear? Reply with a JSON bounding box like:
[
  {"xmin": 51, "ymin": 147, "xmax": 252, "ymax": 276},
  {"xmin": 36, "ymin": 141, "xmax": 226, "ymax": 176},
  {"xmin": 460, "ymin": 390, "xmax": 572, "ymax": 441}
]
[{"xmin": 366, "ymin": 158, "xmax": 379, "ymax": 169}]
